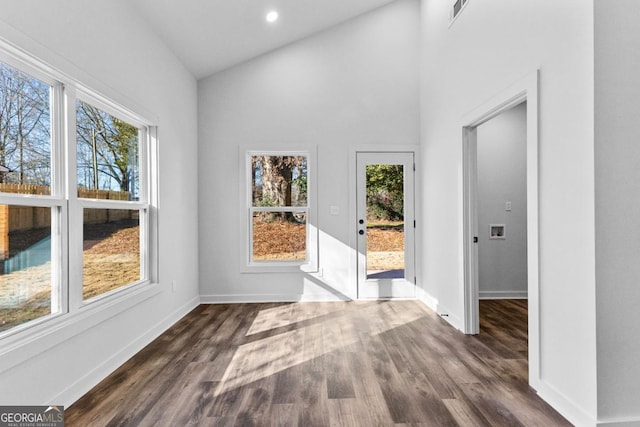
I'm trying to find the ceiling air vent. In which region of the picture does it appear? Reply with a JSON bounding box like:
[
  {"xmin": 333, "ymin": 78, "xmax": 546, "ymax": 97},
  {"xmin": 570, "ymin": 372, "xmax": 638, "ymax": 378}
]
[{"xmin": 450, "ymin": 0, "xmax": 469, "ymax": 26}]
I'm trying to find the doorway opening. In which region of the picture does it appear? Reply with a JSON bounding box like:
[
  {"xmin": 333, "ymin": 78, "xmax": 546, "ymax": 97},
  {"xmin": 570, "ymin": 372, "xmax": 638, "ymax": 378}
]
[
  {"xmin": 476, "ymin": 101, "xmax": 529, "ymax": 374},
  {"xmin": 462, "ymin": 71, "xmax": 540, "ymax": 389},
  {"xmin": 476, "ymin": 102, "xmax": 528, "ymax": 362}
]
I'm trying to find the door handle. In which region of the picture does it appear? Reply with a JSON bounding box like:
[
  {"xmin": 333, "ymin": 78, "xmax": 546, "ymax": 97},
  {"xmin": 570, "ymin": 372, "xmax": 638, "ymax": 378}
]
[
  {"xmin": 359, "ymin": 230, "xmax": 365, "ymax": 235},
  {"xmin": 359, "ymin": 219, "xmax": 364, "ymax": 224}
]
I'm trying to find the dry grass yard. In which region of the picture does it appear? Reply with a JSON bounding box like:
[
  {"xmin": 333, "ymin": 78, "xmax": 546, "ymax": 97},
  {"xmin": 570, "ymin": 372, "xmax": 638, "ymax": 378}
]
[
  {"xmin": 366, "ymin": 222, "xmax": 404, "ymax": 271},
  {"xmin": 0, "ymin": 221, "xmax": 139, "ymax": 332},
  {"xmin": 83, "ymin": 223, "xmax": 140, "ymax": 299}
]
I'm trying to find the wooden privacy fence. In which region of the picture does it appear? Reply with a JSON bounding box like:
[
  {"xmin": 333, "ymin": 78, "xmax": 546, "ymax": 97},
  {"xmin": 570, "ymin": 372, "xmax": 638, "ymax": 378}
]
[
  {"xmin": 0, "ymin": 184, "xmax": 132, "ymax": 259},
  {"xmin": 78, "ymin": 188, "xmax": 132, "ymax": 224}
]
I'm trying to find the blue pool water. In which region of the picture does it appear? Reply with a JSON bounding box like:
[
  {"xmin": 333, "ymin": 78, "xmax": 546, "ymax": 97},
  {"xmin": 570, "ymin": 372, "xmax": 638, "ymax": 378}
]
[{"xmin": 3, "ymin": 236, "xmax": 51, "ymax": 274}]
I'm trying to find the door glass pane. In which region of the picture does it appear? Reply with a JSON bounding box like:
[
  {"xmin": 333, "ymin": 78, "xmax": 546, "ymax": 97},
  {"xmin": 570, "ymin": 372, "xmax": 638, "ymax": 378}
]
[
  {"xmin": 365, "ymin": 164, "xmax": 405, "ymax": 279},
  {"xmin": 0, "ymin": 205, "xmax": 54, "ymax": 333},
  {"xmin": 252, "ymin": 211, "xmax": 306, "ymax": 262},
  {"xmin": 76, "ymin": 100, "xmax": 140, "ymax": 201},
  {"xmin": 0, "ymin": 61, "xmax": 52, "ymax": 194},
  {"xmin": 83, "ymin": 208, "xmax": 140, "ymax": 300}
]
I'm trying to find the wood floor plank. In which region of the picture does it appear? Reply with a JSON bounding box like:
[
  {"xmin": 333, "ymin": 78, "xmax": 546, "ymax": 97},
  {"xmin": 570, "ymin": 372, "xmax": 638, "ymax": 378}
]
[
  {"xmin": 326, "ymin": 352, "xmax": 356, "ymax": 399},
  {"xmin": 270, "ymin": 403, "xmax": 299, "ymax": 427},
  {"xmin": 442, "ymin": 398, "xmax": 491, "ymax": 427},
  {"xmin": 65, "ymin": 300, "xmax": 572, "ymax": 426},
  {"xmin": 297, "ymin": 370, "xmax": 329, "ymax": 426},
  {"xmin": 327, "ymin": 398, "xmax": 359, "ymax": 427}
]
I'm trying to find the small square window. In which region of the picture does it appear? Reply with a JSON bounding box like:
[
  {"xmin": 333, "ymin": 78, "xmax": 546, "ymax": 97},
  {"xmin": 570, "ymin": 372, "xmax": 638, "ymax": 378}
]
[{"xmin": 242, "ymin": 150, "xmax": 317, "ymax": 273}]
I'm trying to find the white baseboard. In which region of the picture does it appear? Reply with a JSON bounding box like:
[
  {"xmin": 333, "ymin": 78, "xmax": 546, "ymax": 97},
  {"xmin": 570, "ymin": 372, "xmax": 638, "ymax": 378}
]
[
  {"xmin": 437, "ymin": 306, "xmax": 463, "ymax": 332},
  {"xmin": 298, "ymin": 293, "xmax": 352, "ymax": 302},
  {"xmin": 415, "ymin": 287, "xmax": 464, "ymax": 332},
  {"xmin": 479, "ymin": 290, "xmax": 528, "ymax": 299},
  {"xmin": 57, "ymin": 295, "xmax": 200, "ymax": 407},
  {"xmin": 596, "ymin": 417, "xmax": 640, "ymax": 427},
  {"xmin": 416, "ymin": 286, "xmax": 439, "ymax": 311},
  {"xmin": 200, "ymin": 293, "xmax": 351, "ymax": 304},
  {"xmin": 534, "ymin": 378, "xmax": 597, "ymax": 427}
]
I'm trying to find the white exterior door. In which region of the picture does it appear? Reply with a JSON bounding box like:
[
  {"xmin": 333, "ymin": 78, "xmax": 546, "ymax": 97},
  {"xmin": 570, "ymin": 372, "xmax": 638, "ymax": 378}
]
[{"xmin": 356, "ymin": 152, "xmax": 415, "ymax": 299}]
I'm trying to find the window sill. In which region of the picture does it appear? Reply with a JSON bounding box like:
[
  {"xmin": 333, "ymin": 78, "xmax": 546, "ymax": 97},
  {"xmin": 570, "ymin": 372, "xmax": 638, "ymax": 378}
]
[
  {"xmin": 241, "ymin": 262, "xmax": 318, "ymax": 274},
  {"xmin": 0, "ymin": 281, "xmax": 161, "ymax": 375}
]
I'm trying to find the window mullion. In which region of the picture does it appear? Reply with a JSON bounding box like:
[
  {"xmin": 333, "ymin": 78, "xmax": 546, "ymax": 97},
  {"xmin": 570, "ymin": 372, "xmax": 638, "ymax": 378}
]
[
  {"xmin": 78, "ymin": 199, "xmax": 147, "ymax": 211},
  {"xmin": 65, "ymin": 86, "xmax": 83, "ymax": 312},
  {"xmin": 249, "ymin": 206, "xmax": 308, "ymax": 213},
  {"xmin": 51, "ymin": 80, "xmax": 68, "ymax": 317}
]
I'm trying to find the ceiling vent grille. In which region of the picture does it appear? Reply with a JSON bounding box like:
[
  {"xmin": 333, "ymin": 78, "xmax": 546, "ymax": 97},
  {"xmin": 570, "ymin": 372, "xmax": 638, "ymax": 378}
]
[{"xmin": 450, "ymin": 0, "xmax": 469, "ymax": 25}]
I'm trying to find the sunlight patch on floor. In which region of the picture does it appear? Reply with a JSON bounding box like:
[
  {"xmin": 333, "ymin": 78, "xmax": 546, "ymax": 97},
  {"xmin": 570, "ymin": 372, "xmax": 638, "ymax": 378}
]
[
  {"xmin": 215, "ymin": 301, "xmax": 427, "ymax": 397},
  {"xmin": 246, "ymin": 302, "xmax": 348, "ymax": 336}
]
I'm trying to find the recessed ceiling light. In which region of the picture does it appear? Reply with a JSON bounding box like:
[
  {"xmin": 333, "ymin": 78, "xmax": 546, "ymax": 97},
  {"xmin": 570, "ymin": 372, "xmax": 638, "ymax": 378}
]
[{"xmin": 266, "ymin": 10, "xmax": 279, "ymax": 23}]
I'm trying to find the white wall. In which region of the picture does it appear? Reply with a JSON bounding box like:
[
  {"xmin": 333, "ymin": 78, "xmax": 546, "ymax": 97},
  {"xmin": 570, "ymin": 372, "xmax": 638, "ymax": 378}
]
[
  {"xmin": 0, "ymin": 0, "xmax": 199, "ymax": 406},
  {"xmin": 198, "ymin": 0, "xmax": 420, "ymax": 302},
  {"xmin": 477, "ymin": 103, "xmax": 527, "ymax": 298},
  {"xmin": 420, "ymin": 0, "xmax": 597, "ymax": 425},
  {"xmin": 594, "ymin": 1, "xmax": 640, "ymax": 423}
]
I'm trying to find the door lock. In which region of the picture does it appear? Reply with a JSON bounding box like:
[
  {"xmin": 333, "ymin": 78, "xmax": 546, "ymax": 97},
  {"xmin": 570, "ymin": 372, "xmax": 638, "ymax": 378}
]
[{"xmin": 359, "ymin": 230, "xmax": 365, "ymax": 235}]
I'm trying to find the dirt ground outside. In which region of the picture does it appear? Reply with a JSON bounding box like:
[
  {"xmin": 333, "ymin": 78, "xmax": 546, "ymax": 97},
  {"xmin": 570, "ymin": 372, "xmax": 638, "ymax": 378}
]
[{"xmin": 366, "ymin": 222, "xmax": 404, "ymax": 271}]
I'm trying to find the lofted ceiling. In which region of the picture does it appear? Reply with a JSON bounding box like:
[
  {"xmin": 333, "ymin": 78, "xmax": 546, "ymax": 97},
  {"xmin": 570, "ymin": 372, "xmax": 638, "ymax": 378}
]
[{"xmin": 129, "ymin": 0, "xmax": 398, "ymax": 80}]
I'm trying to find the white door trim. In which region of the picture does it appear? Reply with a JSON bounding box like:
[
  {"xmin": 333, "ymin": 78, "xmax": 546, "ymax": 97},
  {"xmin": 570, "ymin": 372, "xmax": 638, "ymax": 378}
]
[
  {"xmin": 349, "ymin": 145, "xmax": 420, "ymax": 300},
  {"xmin": 461, "ymin": 70, "xmax": 540, "ymax": 390},
  {"xmin": 356, "ymin": 152, "xmax": 415, "ymax": 299}
]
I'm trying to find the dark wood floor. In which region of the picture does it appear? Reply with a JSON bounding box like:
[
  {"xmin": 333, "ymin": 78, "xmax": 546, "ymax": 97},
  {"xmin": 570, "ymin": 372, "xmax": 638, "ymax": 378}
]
[{"xmin": 66, "ymin": 299, "xmax": 571, "ymax": 426}]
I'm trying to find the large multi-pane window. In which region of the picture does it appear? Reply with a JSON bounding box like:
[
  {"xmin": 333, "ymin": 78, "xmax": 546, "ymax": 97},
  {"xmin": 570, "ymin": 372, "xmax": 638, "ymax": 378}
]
[
  {"xmin": 244, "ymin": 150, "xmax": 317, "ymax": 272},
  {"xmin": 0, "ymin": 50, "xmax": 154, "ymax": 337}
]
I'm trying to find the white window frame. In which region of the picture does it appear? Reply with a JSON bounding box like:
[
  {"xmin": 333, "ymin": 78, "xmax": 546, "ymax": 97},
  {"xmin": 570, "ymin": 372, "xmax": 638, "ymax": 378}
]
[
  {"xmin": 71, "ymin": 90, "xmax": 152, "ymax": 307},
  {"xmin": 0, "ymin": 54, "xmax": 67, "ymax": 335},
  {"xmin": 0, "ymin": 40, "xmax": 159, "ymax": 351},
  {"xmin": 240, "ymin": 147, "xmax": 318, "ymax": 274}
]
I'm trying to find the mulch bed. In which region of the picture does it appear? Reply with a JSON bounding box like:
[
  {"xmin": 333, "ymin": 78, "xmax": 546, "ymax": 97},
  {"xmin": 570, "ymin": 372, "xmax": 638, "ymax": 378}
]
[{"xmin": 253, "ymin": 219, "xmax": 306, "ymax": 260}]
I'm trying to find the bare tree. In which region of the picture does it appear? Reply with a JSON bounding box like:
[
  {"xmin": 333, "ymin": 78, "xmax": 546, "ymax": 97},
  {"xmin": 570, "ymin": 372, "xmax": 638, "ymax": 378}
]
[
  {"xmin": 0, "ymin": 62, "xmax": 51, "ymax": 186},
  {"xmin": 76, "ymin": 101, "xmax": 138, "ymax": 197},
  {"xmin": 252, "ymin": 155, "xmax": 307, "ymax": 221}
]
